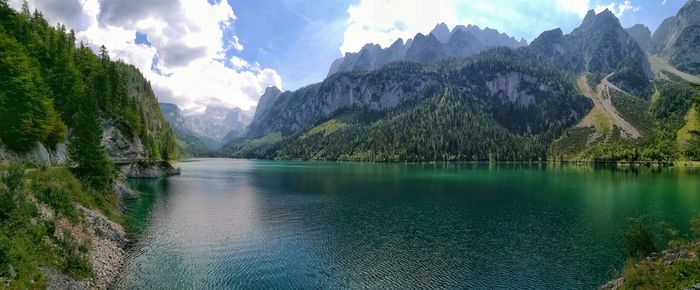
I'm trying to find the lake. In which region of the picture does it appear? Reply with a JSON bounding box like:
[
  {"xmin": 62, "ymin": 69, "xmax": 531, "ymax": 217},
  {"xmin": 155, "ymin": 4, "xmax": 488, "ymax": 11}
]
[{"xmin": 114, "ymin": 159, "xmax": 700, "ymax": 289}]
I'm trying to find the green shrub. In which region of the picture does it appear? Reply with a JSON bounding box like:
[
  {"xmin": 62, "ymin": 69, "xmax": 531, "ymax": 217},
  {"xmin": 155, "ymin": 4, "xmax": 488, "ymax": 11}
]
[
  {"xmin": 3, "ymin": 163, "xmax": 25, "ymax": 193},
  {"xmin": 0, "ymin": 234, "xmax": 10, "ymax": 276},
  {"xmin": 624, "ymin": 216, "xmax": 657, "ymax": 259},
  {"xmin": 692, "ymin": 214, "xmax": 700, "ymax": 238}
]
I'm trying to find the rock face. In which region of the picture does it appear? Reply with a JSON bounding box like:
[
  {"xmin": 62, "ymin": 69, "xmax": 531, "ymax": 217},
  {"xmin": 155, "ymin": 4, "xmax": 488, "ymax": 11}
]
[
  {"xmin": 626, "ymin": 24, "xmax": 653, "ymax": 51},
  {"xmin": 0, "ymin": 142, "xmax": 68, "ymax": 167},
  {"xmin": 247, "ymin": 62, "xmax": 436, "ymax": 138},
  {"xmin": 651, "ymin": 0, "xmax": 700, "ymax": 74},
  {"xmin": 327, "ymin": 23, "xmax": 527, "ymax": 76},
  {"xmin": 530, "ymin": 9, "xmax": 652, "ymax": 96},
  {"xmin": 244, "ymin": 48, "xmax": 590, "ymax": 140},
  {"xmin": 102, "ymin": 120, "xmax": 147, "ymax": 161}
]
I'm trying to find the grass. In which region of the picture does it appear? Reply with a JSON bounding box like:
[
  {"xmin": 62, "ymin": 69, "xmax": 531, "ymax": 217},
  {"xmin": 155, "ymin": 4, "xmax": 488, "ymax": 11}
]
[
  {"xmin": 677, "ymin": 105, "xmax": 699, "ymax": 149},
  {"xmin": 621, "ymin": 242, "xmax": 700, "ymax": 290},
  {"xmin": 243, "ymin": 132, "xmax": 283, "ymax": 148},
  {"xmin": 26, "ymin": 167, "xmax": 120, "ymax": 222},
  {"xmin": 0, "ymin": 165, "xmax": 119, "ymax": 289},
  {"xmin": 302, "ymin": 118, "xmax": 349, "ymax": 139}
]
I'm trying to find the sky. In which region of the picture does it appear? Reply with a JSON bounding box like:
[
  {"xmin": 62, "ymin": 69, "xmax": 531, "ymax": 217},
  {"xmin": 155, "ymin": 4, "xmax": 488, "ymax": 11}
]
[{"xmin": 7, "ymin": 0, "xmax": 692, "ymax": 111}]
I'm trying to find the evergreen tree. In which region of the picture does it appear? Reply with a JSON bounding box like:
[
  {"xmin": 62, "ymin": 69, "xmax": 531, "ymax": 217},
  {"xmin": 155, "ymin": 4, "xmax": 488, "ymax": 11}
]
[
  {"xmin": 70, "ymin": 94, "xmax": 113, "ymax": 189},
  {"xmin": 0, "ymin": 33, "xmax": 65, "ymax": 151}
]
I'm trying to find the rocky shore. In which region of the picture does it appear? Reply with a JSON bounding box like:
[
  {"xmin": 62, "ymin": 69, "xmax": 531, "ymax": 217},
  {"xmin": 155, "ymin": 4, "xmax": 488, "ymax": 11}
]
[
  {"xmin": 117, "ymin": 161, "xmax": 181, "ymax": 179},
  {"xmin": 40, "ymin": 201, "xmax": 130, "ymax": 290},
  {"xmin": 600, "ymin": 241, "xmax": 700, "ymax": 290}
]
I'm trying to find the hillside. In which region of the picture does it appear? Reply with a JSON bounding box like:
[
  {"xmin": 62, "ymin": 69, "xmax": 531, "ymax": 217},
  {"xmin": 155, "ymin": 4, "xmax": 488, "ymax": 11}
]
[
  {"xmin": 225, "ymin": 48, "xmax": 591, "ymax": 161},
  {"xmin": 0, "ymin": 3, "xmax": 179, "ymax": 165},
  {"xmin": 0, "ymin": 3, "xmax": 179, "ymax": 289},
  {"xmin": 226, "ymin": 8, "xmax": 700, "ymax": 163}
]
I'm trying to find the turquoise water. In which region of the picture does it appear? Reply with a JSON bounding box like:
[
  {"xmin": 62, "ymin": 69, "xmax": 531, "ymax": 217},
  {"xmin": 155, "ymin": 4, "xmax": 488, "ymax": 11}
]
[{"xmin": 115, "ymin": 159, "xmax": 700, "ymax": 289}]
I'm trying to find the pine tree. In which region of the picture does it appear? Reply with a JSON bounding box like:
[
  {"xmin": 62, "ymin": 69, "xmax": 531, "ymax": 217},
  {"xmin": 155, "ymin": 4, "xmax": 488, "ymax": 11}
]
[
  {"xmin": 0, "ymin": 34, "xmax": 65, "ymax": 152},
  {"xmin": 70, "ymin": 94, "xmax": 113, "ymax": 189}
]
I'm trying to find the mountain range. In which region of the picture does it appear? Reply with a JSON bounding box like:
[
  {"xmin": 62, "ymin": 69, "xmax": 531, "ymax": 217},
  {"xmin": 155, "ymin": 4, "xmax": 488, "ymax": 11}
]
[
  {"xmin": 212, "ymin": 1, "xmax": 700, "ymax": 163},
  {"xmin": 327, "ymin": 23, "xmax": 527, "ymax": 76},
  {"xmin": 160, "ymin": 103, "xmax": 254, "ymax": 155}
]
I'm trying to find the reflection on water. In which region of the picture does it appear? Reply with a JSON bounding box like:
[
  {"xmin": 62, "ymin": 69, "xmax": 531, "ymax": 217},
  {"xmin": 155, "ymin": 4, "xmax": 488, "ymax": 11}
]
[{"xmin": 115, "ymin": 159, "xmax": 700, "ymax": 289}]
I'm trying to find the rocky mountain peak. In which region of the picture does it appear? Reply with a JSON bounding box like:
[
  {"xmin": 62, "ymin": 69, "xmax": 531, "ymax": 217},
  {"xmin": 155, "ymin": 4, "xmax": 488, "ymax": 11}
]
[
  {"xmin": 577, "ymin": 9, "xmax": 621, "ymax": 34},
  {"xmin": 326, "ymin": 22, "xmax": 526, "ymax": 76},
  {"xmin": 430, "ymin": 22, "xmax": 452, "ymax": 42},
  {"xmin": 626, "ymin": 24, "xmax": 652, "ymax": 51}
]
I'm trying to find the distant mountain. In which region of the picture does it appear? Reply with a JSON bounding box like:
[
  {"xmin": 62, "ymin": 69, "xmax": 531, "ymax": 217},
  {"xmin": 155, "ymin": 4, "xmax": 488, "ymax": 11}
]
[
  {"xmin": 625, "ymin": 24, "xmax": 652, "ymax": 51},
  {"xmin": 160, "ymin": 103, "xmax": 254, "ymax": 153},
  {"xmin": 650, "ymin": 0, "xmax": 700, "ymax": 74},
  {"xmin": 185, "ymin": 106, "xmax": 253, "ymax": 142},
  {"xmin": 226, "ymin": 5, "xmax": 700, "ymax": 163},
  {"xmin": 236, "ymin": 48, "xmax": 591, "ymax": 161},
  {"xmin": 327, "ymin": 23, "xmax": 527, "ymax": 76}
]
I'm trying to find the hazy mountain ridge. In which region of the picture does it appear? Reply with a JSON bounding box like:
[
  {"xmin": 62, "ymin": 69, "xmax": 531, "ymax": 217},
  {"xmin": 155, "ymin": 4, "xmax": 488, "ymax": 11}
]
[
  {"xmin": 160, "ymin": 103, "xmax": 254, "ymax": 153},
  {"xmin": 327, "ymin": 23, "xmax": 527, "ymax": 76}
]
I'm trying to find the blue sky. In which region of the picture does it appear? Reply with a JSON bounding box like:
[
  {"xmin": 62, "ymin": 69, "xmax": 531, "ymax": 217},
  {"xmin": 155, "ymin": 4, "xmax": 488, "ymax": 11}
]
[
  {"xmin": 11, "ymin": 0, "xmax": 693, "ymax": 111},
  {"xmin": 228, "ymin": 0, "xmax": 690, "ymax": 91}
]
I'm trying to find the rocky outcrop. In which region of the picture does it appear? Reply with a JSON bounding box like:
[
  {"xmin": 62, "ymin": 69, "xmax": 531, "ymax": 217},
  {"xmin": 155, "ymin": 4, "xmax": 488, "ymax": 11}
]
[
  {"xmin": 43, "ymin": 268, "xmax": 89, "ymax": 290},
  {"xmin": 626, "ymin": 24, "xmax": 652, "ymax": 51},
  {"xmin": 0, "ymin": 142, "xmax": 68, "ymax": 167},
  {"xmin": 42, "ymin": 205, "xmax": 129, "ymax": 290},
  {"xmin": 112, "ymin": 181, "xmax": 139, "ymax": 200},
  {"xmin": 118, "ymin": 161, "xmax": 180, "ymax": 178},
  {"xmin": 650, "ymin": 0, "xmax": 700, "ymax": 74},
  {"xmin": 102, "ymin": 121, "xmax": 147, "ymax": 161}
]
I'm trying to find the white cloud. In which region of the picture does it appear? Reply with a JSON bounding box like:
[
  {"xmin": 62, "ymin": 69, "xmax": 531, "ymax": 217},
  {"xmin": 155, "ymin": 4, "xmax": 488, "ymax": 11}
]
[
  {"xmin": 341, "ymin": 0, "xmax": 580, "ymax": 54},
  {"xmin": 556, "ymin": 0, "xmax": 592, "ymax": 18},
  {"xmin": 595, "ymin": 1, "xmax": 640, "ymax": 17},
  {"xmin": 10, "ymin": 0, "xmax": 282, "ymax": 111},
  {"xmin": 341, "ymin": 0, "xmax": 460, "ymax": 54},
  {"xmin": 339, "ymin": 0, "xmax": 640, "ymax": 55}
]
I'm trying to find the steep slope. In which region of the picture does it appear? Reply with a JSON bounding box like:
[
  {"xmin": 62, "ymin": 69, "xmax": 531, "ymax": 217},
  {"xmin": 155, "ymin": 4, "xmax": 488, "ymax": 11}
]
[
  {"xmin": 651, "ymin": 0, "xmax": 700, "ymax": 75},
  {"xmin": 327, "ymin": 23, "xmax": 526, "ymax": 76}
]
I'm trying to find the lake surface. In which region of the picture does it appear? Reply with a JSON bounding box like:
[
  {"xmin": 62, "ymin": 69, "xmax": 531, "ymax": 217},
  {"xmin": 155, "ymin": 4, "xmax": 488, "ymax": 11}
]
[{"xmin": 115, "ymin": 159, "xmax": 700, "ymax": 289}]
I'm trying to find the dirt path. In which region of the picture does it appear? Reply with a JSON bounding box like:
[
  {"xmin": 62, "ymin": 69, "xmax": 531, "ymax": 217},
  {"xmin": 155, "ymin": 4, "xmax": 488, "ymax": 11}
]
[{"xmin": 576, "ymin": 74, "xmax": 642, "ymax": 141}]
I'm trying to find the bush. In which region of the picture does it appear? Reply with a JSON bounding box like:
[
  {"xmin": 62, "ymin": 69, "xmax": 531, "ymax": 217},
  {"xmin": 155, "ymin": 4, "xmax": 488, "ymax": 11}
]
[
  {"xmin": 3, "ymin": 163, "xmax": 25, "ymax": 193},
  {"xmin": 624, "ymin": 216, "xmax": 657, "ymax": 259},
  {"xmin": 0, "ymin": 234, "xmax": 10, "ymax": 276},
  {"xmin": 692, "ymin": 214, "xmax": 700, "ymax": 238}
]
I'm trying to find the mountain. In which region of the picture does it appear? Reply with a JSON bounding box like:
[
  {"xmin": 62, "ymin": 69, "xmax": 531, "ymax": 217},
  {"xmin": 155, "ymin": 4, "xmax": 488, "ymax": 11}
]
[
  {"xmin": 159, "ymin": 103, "xmax": 254, "ymax": 152},
  {"xmin": 650, "ymin": 0, "xmax": 700, "ymax": 74},
  {"xmin": 159, "ymin": 103, "xmax": 211, "ymax": 156},
  {"xmin": 232, "ymin": 48, "xmax": 591, "ymax": 161},
  {"xmin": 529, "ymin": 9, "xmax": 652, "ymax": 96},
  {"xmin": 228, "ymin": 6, "xmax": 700, "ymax": 163},
  {"xmin": 327, "ymin": 23, "xmax": 527, "ymax": 76},
  {"xmin": 626, "ymin": 24, "xmax": 652, "ymax": 51}
]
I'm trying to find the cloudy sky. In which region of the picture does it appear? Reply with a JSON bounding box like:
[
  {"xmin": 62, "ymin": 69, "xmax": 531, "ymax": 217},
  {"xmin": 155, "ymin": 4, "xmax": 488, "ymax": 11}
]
[{"xmin": 8, "ymin": 0, "xmax": 690, "ymax": 111}]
